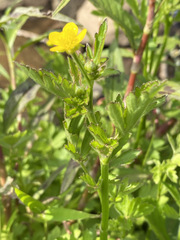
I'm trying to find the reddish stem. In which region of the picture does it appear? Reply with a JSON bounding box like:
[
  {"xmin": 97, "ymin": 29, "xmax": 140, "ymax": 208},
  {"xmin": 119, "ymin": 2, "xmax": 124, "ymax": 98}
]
[{"xmin": 124, "ymin": 0, "xmax": 156, "ymax": 99}]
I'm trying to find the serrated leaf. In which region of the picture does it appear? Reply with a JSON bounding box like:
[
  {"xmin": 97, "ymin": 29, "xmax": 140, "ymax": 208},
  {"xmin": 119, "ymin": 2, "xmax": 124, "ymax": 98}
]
[
  {"xmin": 128, "ymin": 198, "xmax": 155, "ymax": 218},
  {"xmin": 16, "ymin": 62, "xmax": 68, "ymax": 97},
  {"xmin": 107, "ymin": 102, "xmax": 126, "ymax": 135},
  {"xmin": 14, "ymin": 188, "xmax": 46, "ymax": 213},
  {"xmin": 126, "ymin": 0, "xmax": 139, "ymax": 20},
  {"xmin": 65, "ymin": 142, "xmax": 80, "ymax": 160},
  {"xmin": 16, "ymin": 63, "xmax": 71, "ymax": 98},
  {"xmin": 3, "ymin": 78, "xmax": 40, "ymax": 132},
  {"xmin": 90, "ymin": 140, "xmax": 109, "ymax": 156},
  {"xmin": 94, "ymin": 19, "xmax": 108, "ymax": 64},
  {"xmin": 108, "ymin": 81, "xmax": 166, "ymax": 135},
  {"xmin": 89, "ymin": 0, "xmax": 141, "ymax": 49},
  {"xmin": 88, "ymin": 123, "xmax": 111, "ymax": 145},
  {"xmin": 80, "ymin": 174, "xmax": 96, "ymax": 187}
]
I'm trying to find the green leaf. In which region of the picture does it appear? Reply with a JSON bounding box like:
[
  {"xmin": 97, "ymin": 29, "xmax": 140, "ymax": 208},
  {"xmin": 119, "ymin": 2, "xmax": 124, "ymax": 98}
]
[
  {"xmin": 0, "ymin": 64, "xmax": 10, "ymax": 80},
  {"xmin": 89, "ymin": 0, "xmax": 141, "ymax": 49},
  {"xmin": 111, "ymin": 149, "xmax": 141, "ymax": 166},
  {"xmin": 162, "ymin": 204, "xmax": 179, "ymax": 220},
  {"xmin": 145, "ymin": 206, "xmax": 171, "ymax": 240},
  {"xmin": 0, "ymin": 131, "xmax": 31, "ymax": 149},
  {"xmin": 80, "ymin": 174, "xmax": 96, "ymax": 188},
  {"xmin": 164, "ymin": 182, "xmax": 180, "ymax": 207},
  {"xmin": 115, "ymin": 196, "xmax": 155, "ymax": 219},
  {"xmin": 90, "ymin": 140, "xmax": 109, "ymax": 156},
  {"xmin": 80, "ymin": 129, "xmax": 93, "ymax": 157},
  {"xmin": 162, "ymin": 81, "xmax": 180, "ymax": 101},
  {"xmin": 128, "ymin": 198, "xmax": 155, "ymax": 218},
  {"xmin": 86, "ymin": 44, "xmax": 93, "ymax": 59},
  {"xmin": 52, "ymin": 0, "xmax": 71, "ymax": 17},
  {"xmin": 88, "ymin": 123, "xmax": 111, "ymax": 145},
  {"xmin": 4, "ymin": 15, "xmax": 28, "ymax": 48},
  {"xmin": 15, "ymin": 62, "xmax": 70, "ymax": 98},
  {"xmin": 30, "ymin": 96, "xmax": 56, "ymax": 128},
  {"xmin": 60, "ymin": 159, "xmax": 80, "ymax": 193},
  {"xmin": 108, "ymin": 81, "xmax": 166, "ymax": 135},
  {"xmin": 0, "ymin": 6, "xmax": 75, "ymax": 27},
  {"xmin": 47, "ymin": 226, "xmax": 61, "ymax": 240},
  {"xmin": 14, "ymin": 33, "xmax": 47, "ymax": 60},
  {"xmin": 68, "ymin": 57, "xmax": 81, "ymax": 84},
  {"xmin": 3, "ymin": 78, "xmax": 40, "ymax": 132},
  {"xmin": 126, "ymin": 0, "xmax": 139, "ymax": 20},
  {"xmin": 107, "ymin": 101, "xmax": 126, "ymax": 135},
  {"xmin": 167, "ymin": 134, "xmax": 176, "ymax": 153},
  {"xmin": 40, "ymin": 207, "xmax": 98, "ymax": 222},
  {"xmin": 14, "ymin": 188, "xmax": 46, "ymax": 213},
  {"xmin": 94, "ymin": 19, "xmax": 108, "ymax": 64},
  {"xmin": 34, "ymin": 165, "xmax": 65, "ymax": 199},
  {"xmin": 100, "ymin": 68, "xmax": 120, "ymax": 78}
]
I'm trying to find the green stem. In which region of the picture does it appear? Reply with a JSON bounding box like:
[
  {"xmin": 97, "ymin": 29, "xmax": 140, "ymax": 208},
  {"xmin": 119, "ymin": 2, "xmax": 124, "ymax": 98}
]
[
  {"xmin": 134, "ymin": 116, "xmax": 146, "ymax": 149},
  {"xmin": 100, "ymin": 163, "xmax": 109, "ymax": 240},
  {"xmin": 79, "ymin": 161, "xmax": 89, "ymax": 175},
  {"xmin": 152, "ymin": 16, "xmax": 171, "ymax": 77},
  {"xmin": 71, "ymin": 52, "xmax": 91, "ymax": 87},
  {"xmin": 0, "ymin": 34, "xmax": 16, "ymax": 89},
  {"xmin": 86, "ymin": 87, "xmax": 97, "ymax": 124},
  {"xmin": 71, "ymin": 52, "xmax": 96, "ymax": 125}
]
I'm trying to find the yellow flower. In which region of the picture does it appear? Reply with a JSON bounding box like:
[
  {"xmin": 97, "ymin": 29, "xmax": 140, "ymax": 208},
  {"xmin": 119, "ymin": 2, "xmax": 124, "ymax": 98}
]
[{"xmin": 47, "ymin": 22, "xmax": 87, "ymax": 54}]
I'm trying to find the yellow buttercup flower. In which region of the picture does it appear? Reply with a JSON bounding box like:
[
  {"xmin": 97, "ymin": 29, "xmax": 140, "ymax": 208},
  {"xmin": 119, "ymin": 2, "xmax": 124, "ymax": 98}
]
[{"xmin": 47, "ymin": 22, "xmax": 87, "ymax": 54}]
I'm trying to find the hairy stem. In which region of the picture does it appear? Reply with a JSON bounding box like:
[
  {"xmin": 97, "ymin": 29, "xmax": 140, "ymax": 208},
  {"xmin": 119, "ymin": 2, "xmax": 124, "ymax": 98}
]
[{"xmin": 124, "ymin": 0, "xmax": 156, "ymax": 99}]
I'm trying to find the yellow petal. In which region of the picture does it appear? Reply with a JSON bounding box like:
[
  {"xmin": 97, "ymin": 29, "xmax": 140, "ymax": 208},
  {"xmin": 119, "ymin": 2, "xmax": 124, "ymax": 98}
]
[
  {"xmin": 48, "ymin": 32, "xmax": 64, "ymax": 45},
  {"xmin": 50, "ymin": 46, "xmax": 66, "ymax": 52},
  {"xmin": 63, "ymin": 22, "xmax": 78, "ymax": 35},
  {"xmin": 76, "ymin": 29, "xmax": 87, "ymax": 43}
]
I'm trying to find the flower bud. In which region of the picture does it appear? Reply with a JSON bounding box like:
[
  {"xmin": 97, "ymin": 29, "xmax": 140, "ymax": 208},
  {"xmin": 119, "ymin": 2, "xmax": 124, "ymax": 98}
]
[{"xmin": 84, "ymin": 60, "xmax": 98, "ymax": 73}]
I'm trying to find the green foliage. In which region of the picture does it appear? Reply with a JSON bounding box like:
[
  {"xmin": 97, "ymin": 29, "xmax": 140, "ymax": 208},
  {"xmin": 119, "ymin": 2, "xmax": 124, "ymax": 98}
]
[
  {"xmin": 89, "ymin": 0, "xmax": 142, "ymax": 49},
  {"xmin": 108, "ymin": 81, "xmax": 166, "ymax": 137},
  {"xmin": 14, "ymin": 188, "xmax": 46, "ymax": 213},
  {"xmin": 0, "ymin": 1, "xmax": 180, "ymax": 240},
  {"xmin": 3, "ymin": 79, "xmax": 40, "ymax": 132},
  {"xmin": 39, "ymin": 207, "xmax": 98, "ymax": 222}
]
